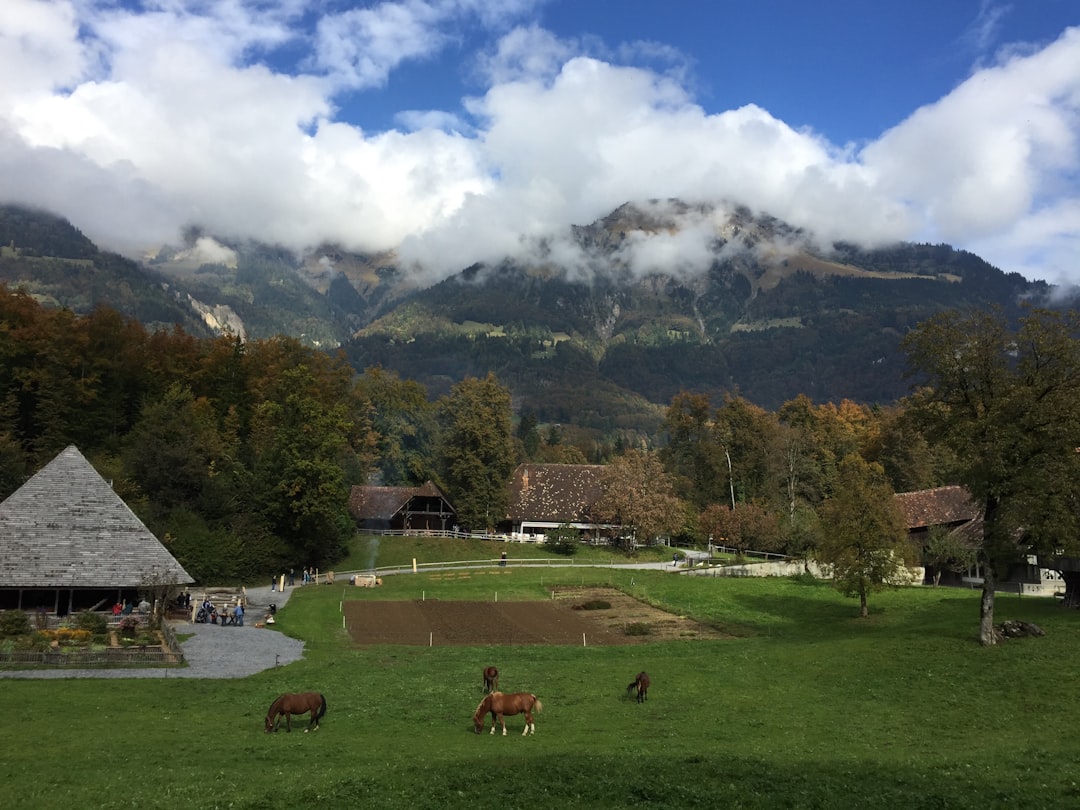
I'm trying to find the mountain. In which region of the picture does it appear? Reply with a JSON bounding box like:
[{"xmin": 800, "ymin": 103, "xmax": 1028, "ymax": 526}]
[
  {"xmin": 341, "ymin": 201, "xmax": 1058, "ymax": 438},
  {"xmin": 0, "ymin": 205, "xmax": 214, "ymax": 336},
  {"xmin": 0, "ymin": 200, "xmax": 1065, "ymax": 444}
]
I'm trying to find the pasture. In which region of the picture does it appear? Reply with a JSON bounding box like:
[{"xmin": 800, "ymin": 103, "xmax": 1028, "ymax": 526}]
[{"xmin": 3, "ymin": 550, "xmax": 1080, "ymax": 809}]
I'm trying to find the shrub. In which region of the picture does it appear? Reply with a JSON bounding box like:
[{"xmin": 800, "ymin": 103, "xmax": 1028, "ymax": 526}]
[
  {"xmin": 572, "ymin": 600, "xmax": 611, "ymax": 611},
  {"xmin": 75, "ymin": 611, "xmax": 108, "ymax": 635},
  {"xmin": 118, "ymin": 616, "xmax": 139, "ymax": 638},
  {"xmin": 544, "ymin": 525, "xmax": 580, "ymax": 556},
  {"xmin": 39, "ymin": 628, "xmax": 93, "ymax": 645},
  {"xmin": 624, "ymin": 622, "xmax": 652, "ymax": 636},
  {"xmin": 0, "ymin": 609, "xmax": 31, "ymax": 637}
]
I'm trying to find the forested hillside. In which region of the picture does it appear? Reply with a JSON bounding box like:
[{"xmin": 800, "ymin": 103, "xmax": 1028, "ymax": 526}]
[
  {"xmin": 0, "ymin": 205, "xmax": 214, "ymax": 336},
  {"xmin": 2, "ymin": 201, "xmax": 1073, "ymax": 465}
]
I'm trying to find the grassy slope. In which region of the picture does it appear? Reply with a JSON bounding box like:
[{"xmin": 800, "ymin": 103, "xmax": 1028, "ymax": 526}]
[{"xmin": 4, "ymin": 539, "xmax": 1079, "ymax": 809}]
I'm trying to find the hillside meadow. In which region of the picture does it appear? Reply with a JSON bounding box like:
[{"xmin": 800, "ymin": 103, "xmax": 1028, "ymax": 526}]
[{"xmin": 3, "ymin": 539, "xmax": 1079, "ymax": 809}]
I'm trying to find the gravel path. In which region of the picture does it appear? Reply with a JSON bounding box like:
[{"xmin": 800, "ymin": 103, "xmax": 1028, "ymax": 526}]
[{"xmin": 0, "ymin": 584, "xmax": 306, "ymax": 680}]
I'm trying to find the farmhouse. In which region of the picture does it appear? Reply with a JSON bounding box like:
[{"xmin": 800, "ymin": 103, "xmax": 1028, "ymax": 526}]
[
  {"xmin": 502, "ymin": 463, "xmax": 616, "ymax": 541},
  {"xmin": 348, "ymin": 480, "xmax": 456, "ymax": 533},
  {"xmin": 894, "ymin": 485, "xmax": 982, "ymax": 586},
  {"xmin": 0, "ymin": 445, "xmax": 193, "ymax": 615},
  {"xmin": 894, "ymin": 485, "xmax": 1064, "ymax": 595}
]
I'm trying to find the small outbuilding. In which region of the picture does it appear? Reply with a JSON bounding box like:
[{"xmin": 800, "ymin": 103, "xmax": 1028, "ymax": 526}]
[
  {"xmin": 348, "ymin": 480, "xmax": 457, "ymax": 533},
  {"xmin": 0, "ymin": 445, "xmax": 193, "ymax": 615}
]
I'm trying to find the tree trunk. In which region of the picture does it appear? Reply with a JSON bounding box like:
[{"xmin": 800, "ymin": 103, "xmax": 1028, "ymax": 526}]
[
  {"xmin": 979, "ymin": 564, "xmax": 997, "ymax": 646},
  {"xmin": 978, "ymin": 495, "xmax": 1002, "ymax": 646},
  {"xmin": 859, "ymin": 591, "xmax": 868, "ymax": 618}
]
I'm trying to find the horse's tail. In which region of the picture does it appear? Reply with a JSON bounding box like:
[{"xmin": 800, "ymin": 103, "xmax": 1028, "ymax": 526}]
[
  {"xmin": 317, "ymin": 694, "xmax": 327, "ymax": 720},
  {"xmin": 532, "ymin": 696, "xmax": 543, "ymax": 713}
]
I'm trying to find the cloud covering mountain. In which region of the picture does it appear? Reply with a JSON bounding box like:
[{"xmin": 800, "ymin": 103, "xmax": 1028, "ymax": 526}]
[{"xmin": 1, "ymin": 1, "xmax": 1077, "ymax": 286}]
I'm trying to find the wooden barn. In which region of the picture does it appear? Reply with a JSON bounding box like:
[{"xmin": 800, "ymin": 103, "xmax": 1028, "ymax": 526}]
[
  {"xmin": 0, "ymin": 445, "xmax": 193, "ymax": 615},
  {"xmin": 894, "ymin": 485, "xmax": 1066, "ymax": 595},
  {"xmin": 894, "ymin": 485, "xmax": 983, "ymax": 586},
  {"xmin": 348, "ymin": 480, "xmax": 457, "ymax": 533}
]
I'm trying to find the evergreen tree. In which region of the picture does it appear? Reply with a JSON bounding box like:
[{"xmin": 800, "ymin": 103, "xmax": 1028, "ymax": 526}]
[{"xmin": 435, "ymin": 373, "xmax": 515, "ymax": 531}]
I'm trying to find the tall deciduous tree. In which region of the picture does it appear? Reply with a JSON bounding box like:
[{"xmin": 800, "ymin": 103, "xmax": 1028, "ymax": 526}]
[
  {"xmin": 699, "ymin": 501, "xmax": 780, "ymax": 559},
  {"xmin": 435, "ymin": 373, "xmax": 515, "ymax": 531},
  {"xmin": 903, "ymin": 307, "xmax": 1080, "ymax": 644},
  {"xmin": 815, "ymin": 454, "xmax": 914, "ymax": 617},
  {"xmin": 356, "ymin": 366, "xmax": 436, "ymax": 485},
  {"xmin": 594, "ymin": 449, "xmax": 685, "ymax": 547},
  {"xmin": 661, "ymin": 392, "xmax": 724, "ymax": 509},
  {"xmin": 713, "ymin": 395, "xmax": 780, "ymax": 507},
  {"xmin": 123, "ymin": 382, "xmax": 222, "ymax": 512},
  {"xmin": 250, "ymin": 365, "xmax": 356, "ymax": 566}
]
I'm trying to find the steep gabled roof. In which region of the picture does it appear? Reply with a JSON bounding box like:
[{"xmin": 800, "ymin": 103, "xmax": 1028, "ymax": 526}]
[
  {"xmin": 348, "ymin": 481, "xmax": 450, "ymax": 521},
  {"xmin": 505, "ymin": 463, "xmax": 606, "ymax": 523},
  {"xmin": 894, "ymin": 485, "xmax": 982, "ymax": 530},
  {"xmin": 0, "ymin": 445, "xmax": 193, "ymax": 588}
]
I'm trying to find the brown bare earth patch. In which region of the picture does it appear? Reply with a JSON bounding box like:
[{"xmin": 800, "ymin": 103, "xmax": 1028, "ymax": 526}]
[{"xmin": 343, "ymin": 587, "xmax": 728, "ymax": 646}]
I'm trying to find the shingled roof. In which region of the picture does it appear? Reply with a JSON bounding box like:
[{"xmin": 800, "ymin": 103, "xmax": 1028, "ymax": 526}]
[
  {"xmin": 505, "ymin": 463, "xmax": 607, "ymax": 523},
  {"xmin": 0, "ymin": 445, "xmax": 193, "ymax": 588},
  {"xmin": 894, "ymin": 485, "xmax": 982, "ymax": 529},
  {"xmin": 348, "ymin": 481, "xmax": 451, "ymax": 522}
]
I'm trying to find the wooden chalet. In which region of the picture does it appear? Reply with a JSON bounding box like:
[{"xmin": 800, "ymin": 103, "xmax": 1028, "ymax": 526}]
[
  {"xmin": 348, "ymin": 481, "xmax": 456, "ymax": 533},
  {"xmin": 0, "ymin": 445, "xmax": 193, "ymax": 615},
  {"xmin": 894, "ymin": 485, "xmax": 983, "ymax": 586},
  {"xmin": 502, "ymin": 463, "xmax": 615, "ymax": 540},
  {"xmin": 894, "ymin": 485, "xmax": 1068, "ymax": 595}
]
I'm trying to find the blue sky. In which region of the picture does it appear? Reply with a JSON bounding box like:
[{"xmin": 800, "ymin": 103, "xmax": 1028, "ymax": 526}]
[{"xmin": 1, "ymin": 1, "xmax": 1078, "ymax": 286}]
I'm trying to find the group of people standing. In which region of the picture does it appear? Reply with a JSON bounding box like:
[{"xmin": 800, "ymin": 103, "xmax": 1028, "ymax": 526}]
[{"xmin": 271, "ymin": 567, "xmax": 318, "ymax": 591}]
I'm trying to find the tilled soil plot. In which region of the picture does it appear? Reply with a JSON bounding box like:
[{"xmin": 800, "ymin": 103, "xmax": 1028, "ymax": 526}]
[{"xmin": 343, "ymin": 587, "xmax": 728, "ymax": 646}]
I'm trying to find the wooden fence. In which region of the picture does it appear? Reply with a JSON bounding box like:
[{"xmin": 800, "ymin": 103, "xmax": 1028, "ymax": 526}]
[
  {"xmin": 0, "ymin": 646, "xmax": 183, "ymax": 667},
  {"xmin": 0, "ymin": 609, "xmax": 186, "ymax": 668}
]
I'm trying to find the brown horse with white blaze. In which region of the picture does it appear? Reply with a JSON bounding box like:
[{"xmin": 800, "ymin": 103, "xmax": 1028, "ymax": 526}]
[
  {"xmin": 472, "ymin": 691, "xmax": 543, "ymax": 736},
  {"xmin": 482, "ymin": 665, "xmax": 499, "ymax": 692},
  {"xmin": 265, "ymin": 692, "xmax": 327, "ymax": 733},
  {"xmin": 627, "ymin": 671, "xmax": 650, "ymax": 703}
]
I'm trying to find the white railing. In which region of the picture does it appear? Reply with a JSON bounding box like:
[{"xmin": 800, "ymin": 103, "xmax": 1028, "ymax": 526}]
[
  {"xmin": 333, "ymin": 556, "xmax": 588, "ymax": 580},
  {"xmin": 370, "ymin": 529, "xmax": 550, "ymax": 542}
]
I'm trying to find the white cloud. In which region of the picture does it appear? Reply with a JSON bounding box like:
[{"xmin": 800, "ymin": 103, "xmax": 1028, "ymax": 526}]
[
  {"xmin": 0, "ymin": 3, "xmax": 1076, "ymax": 288},
  {"xmin": 0, "ymin": 0, "xmax": 87, "ymax": 101},
  {"xmin": 862, "ymin": 26, "xmax": 1080, "ymax": 260}
]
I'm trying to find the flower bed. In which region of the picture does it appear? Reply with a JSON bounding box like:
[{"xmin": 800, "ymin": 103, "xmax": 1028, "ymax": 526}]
[{"xmin": 0, "ymin": 609, "xmax": 184, "ymax": 668}]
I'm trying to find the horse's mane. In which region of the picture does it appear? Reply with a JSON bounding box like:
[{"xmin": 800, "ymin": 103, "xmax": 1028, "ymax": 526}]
[{"xmin": 472, "ymin": 694, "xmax": 491, "ymax": 721}]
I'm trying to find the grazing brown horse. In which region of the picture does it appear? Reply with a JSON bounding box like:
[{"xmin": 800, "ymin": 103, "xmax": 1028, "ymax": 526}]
[
  {"xmin": 627, "ymin": 671, "xmax": 650, "ymax": 703},
  {"xmin": 482, "ymin": 665, "xmax": 499, "ymax": 693},
  {"xmin": 264, "ymin": 692, "xmax": 327, "ymax": 733},
  {"xmin": 472, "ymin": 691, "xmax": 543, "ymax": 736}
]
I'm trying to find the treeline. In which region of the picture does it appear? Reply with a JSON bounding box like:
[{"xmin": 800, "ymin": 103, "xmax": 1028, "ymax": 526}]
[
  {"xmin": 653, "ymin": 390, "xmax": 957, "ymax": 556},
  {"xmin": 0, "ymin": 288, "xmax": 521, "ymax": 582}
]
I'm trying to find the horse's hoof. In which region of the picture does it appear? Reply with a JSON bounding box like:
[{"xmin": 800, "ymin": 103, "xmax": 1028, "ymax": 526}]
[{"xmin": 304, "ymin": 728, "xmax": 309, "ymax": 733}]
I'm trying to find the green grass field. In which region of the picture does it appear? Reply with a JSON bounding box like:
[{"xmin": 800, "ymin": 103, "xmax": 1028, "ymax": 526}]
[{"xmin": 4, "ymin": 538, "xmax": 1079, "ymax": 809}]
